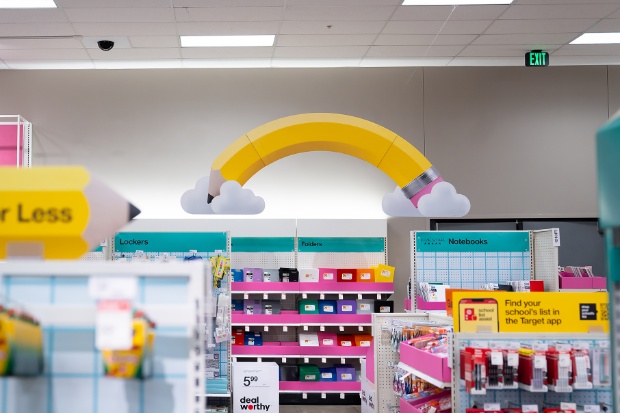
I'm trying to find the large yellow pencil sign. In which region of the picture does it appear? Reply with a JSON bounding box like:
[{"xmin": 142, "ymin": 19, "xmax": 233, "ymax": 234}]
[
  {"xmin": 207, "ymin": 113, "xmax": 443, "ymax": 207},
  {"xmin": 0, "ymin": 167, "xmax": 140, "ymax": 259},
  {"xmin": 452, "ymin": 291, "xmax": 609, "ymax": 333}
]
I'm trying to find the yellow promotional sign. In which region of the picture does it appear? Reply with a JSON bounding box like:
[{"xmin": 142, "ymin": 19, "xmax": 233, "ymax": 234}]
[
  {"xmin": 0, "ymin": 167, "xmax": 140, "ymax": 260},
  {"xmin": 452, "ymin": 291, "xmax": 609, "ymax": 333}
]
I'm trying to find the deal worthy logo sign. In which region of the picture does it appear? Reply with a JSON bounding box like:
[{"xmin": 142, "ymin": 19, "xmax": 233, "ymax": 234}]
[{"xmin": 239, "ymin": 396, "xmax": 271, "ymax": 411}]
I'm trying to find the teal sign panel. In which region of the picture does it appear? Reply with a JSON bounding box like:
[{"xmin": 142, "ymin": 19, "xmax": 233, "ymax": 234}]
[
  {"xmin": 231, "ymin": 237, "xmax": 295, "ymax": 253},
  {"xmin": 416, "ymin": 231, "xmax": 530, "ymax": 253},
  {"xmin": 298, "ymin": 237, "xmax": 385, "ymax": 253},
  {"xmin": 114, "ymin": 232, "xmax": 227, "ymax": 253}
]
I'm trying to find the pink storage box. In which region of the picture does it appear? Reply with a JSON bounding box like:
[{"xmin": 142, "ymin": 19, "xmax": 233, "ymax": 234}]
[
  {"xmin": 319, "ymin": 268, "xmax": 338, "ymax": 283},
  {"xmin": 399, "ymin": 341, "xmax": 451, "ymax": 384},
  {"xmin": 404, "ymin": 298, "xmax": 412, "ymax": 311},
  {"xmin": 399, "ymin": 390, "xmax": 451, "ymax": 413},
  {"xmin": 559, "ymin": 271, "xmax": 592, "ymax": 289},
  {"xmin": 592, "ymin": 276, "xmax": 607, "ymax": 289},
  {"xmin": 416, "ymin": 295, "xmax": 446, "ymax": 311},
  {"xmin": 318, "ymin": 332, "xmax": 338, "ymax": 347}
]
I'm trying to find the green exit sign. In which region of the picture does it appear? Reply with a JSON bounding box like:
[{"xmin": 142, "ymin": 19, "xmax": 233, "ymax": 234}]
[{"xmin": 525, "ymin": 51, "xmax": 549, "ymax": 67}]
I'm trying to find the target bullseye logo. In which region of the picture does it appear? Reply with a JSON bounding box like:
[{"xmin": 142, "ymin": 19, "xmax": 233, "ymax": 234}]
[{"xmin": 464, "ymin": 308, "xmax": 477, "ymax": 321}]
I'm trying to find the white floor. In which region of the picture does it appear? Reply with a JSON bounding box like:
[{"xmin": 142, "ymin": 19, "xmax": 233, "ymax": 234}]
[{"xmin": 280, "ymin": 406, "xmax": 361, "ymax": 413}]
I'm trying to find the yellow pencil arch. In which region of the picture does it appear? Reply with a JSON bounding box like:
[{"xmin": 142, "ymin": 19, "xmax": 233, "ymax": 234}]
[{"xmin": 207, "ymin": 113, "xmax": 443, "ymax": 207}]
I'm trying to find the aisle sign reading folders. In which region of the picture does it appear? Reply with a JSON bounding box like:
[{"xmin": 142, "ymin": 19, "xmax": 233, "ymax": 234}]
[
  {"xmin": 452, "ymin": 291, "xmax": 609, "ymax": 333},
  {"xmin": 233, "ymin": 362, "xmax": 279, "ymax": 413}
]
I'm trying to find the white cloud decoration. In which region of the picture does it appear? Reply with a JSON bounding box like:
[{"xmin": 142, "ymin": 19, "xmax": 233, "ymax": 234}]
[
  {"xmin": 180, "ymin": 176, "xmax": 214, "ymax": 214},
  {"xmin": 417, "ymin": 181, "xmax": 470, "ymax": 217},
  {"xmin": 381, "ymin": 186, "xmax": 423, "ymax": 217},
  {"xmin": 210, "ymin": 180, "xmax": 265, "ymax": 215},
  {"xmin": 382, "ymin": 181, "xmax": 470, "ymax": 217},
  {"xmin": 181, "ymin": 177, "xmax": 265, "ymax": 215}
]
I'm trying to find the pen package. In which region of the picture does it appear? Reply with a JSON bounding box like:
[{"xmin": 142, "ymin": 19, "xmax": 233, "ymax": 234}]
[
  {"xmin": 518, "ymin": 344, "xmax": 548, "ymax": 392},
  {"xmin": 592, "ymin": 341, "xmax": 611, "ymax": 387},
  {"xmin": 463, "ymin": 347, "xmax": 487, "ymax": 395},
  {"xmin": 546, "ymin": 344, "xmax": 572, "ymax": 392},
  {"xmin": 570, "ymin": 342, "xmax": 592, "ymax": 389}
]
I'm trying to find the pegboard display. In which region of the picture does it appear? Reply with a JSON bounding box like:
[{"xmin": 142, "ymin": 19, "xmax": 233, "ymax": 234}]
[
  {"xmin": 111, "ymin": 231, "xmax": 231, "ymax": 409},
  {"xmin": 231, "ymin": 252, "xmax": 296, "ymax": 270},
  {"xmin": 411, "ymin": 231, "xmax": 532, "ymax": 311},
  {"xmin": 532, "ymin": 230, "xmax": 560, "ymax": 292},
  {"xmin": 297, "ymin": 252, "xmax": 387, "ymax": 268},
  {"xmin": 452, "ymin": 332, "xmax": 612, "ymax": 413},
  {"xmin": 0, "ymin": 261, "xmax": 205, "ymax": 413},
  {"xmin": 81, "ymin": 251, "xmax": 105, "ymax": 261},
  {"xmin": 371, "ymin": 313, "xmax": 432, "ymax": 413}
]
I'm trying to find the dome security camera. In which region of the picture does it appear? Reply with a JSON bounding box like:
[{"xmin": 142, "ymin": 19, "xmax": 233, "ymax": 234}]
[{"xmin": 97, "ymin": 40, "xmax": 115, "ymax": 51}]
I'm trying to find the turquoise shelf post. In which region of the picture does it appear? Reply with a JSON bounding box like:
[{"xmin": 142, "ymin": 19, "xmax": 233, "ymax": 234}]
[{"xmin": 596, "ymin": 110, "xmax": 620, "ymax": 408}]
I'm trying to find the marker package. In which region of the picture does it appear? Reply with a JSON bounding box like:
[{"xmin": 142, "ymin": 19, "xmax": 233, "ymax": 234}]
[
  {"xmin": 463, "ymin": 347, "xmax": 487, "ymax": 395},
  {"xmin": 518, "ymin": 344, "xmax": 548, "ymax": 392},
  {"xmin": 546, "ymin": 344, "xmax": 572, "ymax": 392},
  {"xmin": 592, "ymin": 341, "xmax": 611, "ymax": 387},
  {"xmin": 571, "ymin": 343, "xmax": 592, "ymax": 389}
]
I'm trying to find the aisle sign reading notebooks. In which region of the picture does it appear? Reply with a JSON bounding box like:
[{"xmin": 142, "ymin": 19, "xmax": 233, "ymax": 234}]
[
  {"xmin": 233, "ymin": 362, "xmax": 279, "ymax": 413},
  {"xmin": 452, "ymin": 291, "xmax": 609, "ymax": 333}
]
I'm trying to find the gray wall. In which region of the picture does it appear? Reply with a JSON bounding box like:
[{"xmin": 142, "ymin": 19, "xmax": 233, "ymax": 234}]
[{"xmin": 1, "ymin": 66, "xmax": 616, "ymax": 310}]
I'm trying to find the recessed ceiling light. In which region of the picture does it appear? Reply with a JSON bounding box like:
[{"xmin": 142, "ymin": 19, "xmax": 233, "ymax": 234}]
[
  {"xmin": 402, "ymin": 0, "xmax": 513, "ymax": 4},
  {"xmin": 180, "ymin": 35, "xmax": 275, "ymax": 48},
  {"xmin": 0, "ymin": 0, "xmax": 56, "ymax": 8},
  {"xmin": 570, "ymin": 33, "xmax": 620, "ymax": 45}
]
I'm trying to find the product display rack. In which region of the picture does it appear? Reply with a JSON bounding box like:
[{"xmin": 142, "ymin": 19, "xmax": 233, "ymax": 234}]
[
  {"xmin": 370, "ymin": 312, "xmax": 453, "ymax": 413},
  {"xmin": 0, "ymin": 260, "xmax": 206, "ymax": 413},
  {"xmin": 0, "ymin": 114, "xmax": 31, "ymax": 167},
  {"xmin": 230, "ymin": 219, "xmax": 392, "ymax": 400},
  {"xmin": 110, "ymin": 230, "xmax": 232, "ymax": 412},
  {"xmin": 451, "ymin": 332, "xmax": 612, "ymax": 413}
]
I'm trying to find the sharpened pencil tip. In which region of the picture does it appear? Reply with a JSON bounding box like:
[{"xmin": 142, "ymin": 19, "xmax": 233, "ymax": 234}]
[{"xmin": 129, "ymin": 203, "xmax": 141, "ymax": 220}]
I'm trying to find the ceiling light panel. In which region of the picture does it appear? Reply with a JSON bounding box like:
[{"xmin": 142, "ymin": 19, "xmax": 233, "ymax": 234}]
[
  {"xmin": 0, "ymin": 0, "xmax": 56, "ymax": 8},
  {"xmin": 181, "ymin": 35, "xmax": 275, "ymax": 47},
  {"xmin": 570, "ymin": 32, "xmax": 620, "ymax": 44}
]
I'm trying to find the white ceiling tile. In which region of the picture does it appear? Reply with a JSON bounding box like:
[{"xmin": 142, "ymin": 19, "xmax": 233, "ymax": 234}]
[
  {"xmin": 0, "ymin": 48, "xmax": 90, "ymax": 60},
  {"xmin": 56, "ymin": 0, "xmax": 171, "ymax": 7},
  {"xmin": 500, "ymin": 4, "xmax": 619, "ymax": 20},
  {"xmin": 473, "ymin": 33, "xmax": 579, "ymax": 45},
  {"xmin": 180, "ymin": 46, "xmax": 274, "ymax": 58},
  {"xmin": 587, "ymin": 18, "xmax": 620, "ymax": 32},
  {"xmin": 607, "ymin": 8, "xmax": 620, "ymax": 19},
  {"xmin": 0, "ymin": 9, "xmax": 68, "ymax": 23},
  {"xmin": 65, "ymin": 8, "xmax": 175, "ymax": 23},
  {"xmin": 271, "ymin": 58, "xmax": 361, "ymax": 67},
  {"xmin": 485, "ymin": 18, "xmax": 598, "ymax": 34},
  {"xmin": 283, "ymin": 6, "xmax": 397, "ymax": 21},
  {"xmin": 174, "ymin": 7, "xmax": 283, "ymax": 22},
  {"xmin": 71, "ymin": 22, "xmax": 178, "ymax": 36},
  {"xmin": 392, "ymin": 5, "xmax": 508, "ymax": 21},
  {"xmin": 0, "ymin": 38, "xmax": 84, "ymax": 49},
  {"xmin": 3, "ymin": 60, "xmax": 96, "ymax": 69},
  {"xmin": 177, "ymin": 21, "xmax": 280, "ymax": 35},
  {"xmin": 514, "ymin": 0, "xmax": 619, "ymax": 4},
  {"xmin": 88, "ymin": 47, "xmax": 181, "ymax": 60},
  {"xmin": 553, "ymin": 44, "xmax": 620, "ymax": 56},
  {"xmin": 391, "ymin": 6, "xmax": 452, "ymax": 21},
  {"xmin": 273, "ymin": 45, "xmax": 369, "ymax": 58},
  {"xmin": 280, "ymin": 20, "xmax": 385, "ymax": 34},
  {"xmin": 0, "ymin": 23, "xmax": 74, "ymax": 36},
  {"xmin": 450, "ymin": 5, "xmax": 509, "ymax": 20},
  {"xmin": 276, "ymin": 34, "xmax": 376, "ymax": 46},
  {"xmin": 182, "ymin": 58, "xmax": 272, "ymax": 68},
  {"xmin": 93, "ymin": 59, "xmax": 183, "ymax": 69},
  {"xmin": 383, "ymin": 20, "xmax": 493, "ymax": 34},
  {"xmin": 375, "ymin": 34, "xmax": 477, "ymax": 45},
  {"xmin": 360, "ymin": 56, "xmax": 450, "ymax": 66},
  {"xmin": 173, "ymin": 0, "xmax": 285, "ymax": 6},
  {"xmin": 459, "ymin": 44, "xmax": 561, "ymax": 57},
  {"xmin": 366, "ymin": 44, "xmax": 465, "ymax": 57},
  {"xmin": 130, "ymin": 36, "xmax": 180, "ymax": 48},
  {"xmin": 447, "ymin": 56, "xmax": 522, "ymax": 66}
]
